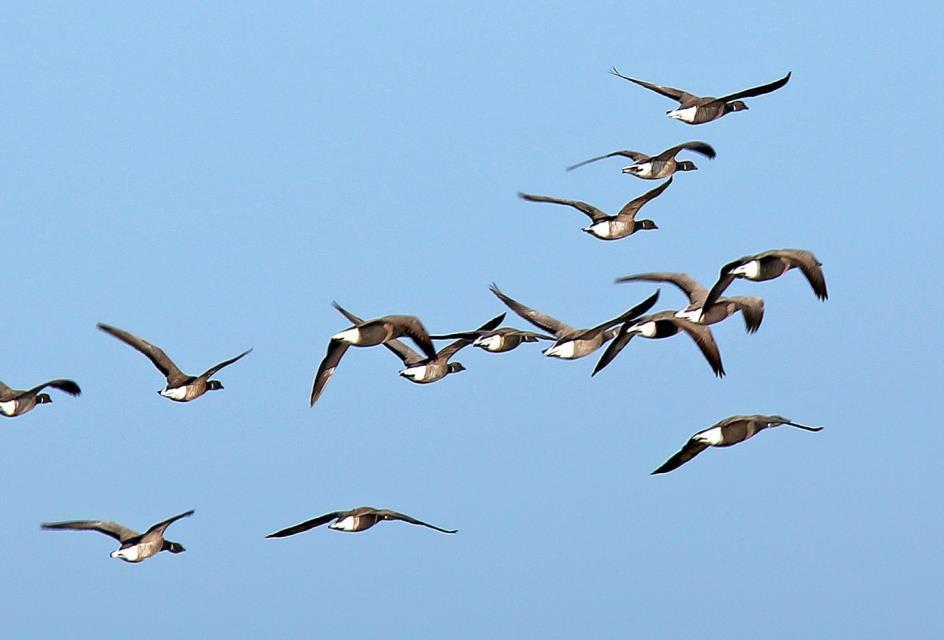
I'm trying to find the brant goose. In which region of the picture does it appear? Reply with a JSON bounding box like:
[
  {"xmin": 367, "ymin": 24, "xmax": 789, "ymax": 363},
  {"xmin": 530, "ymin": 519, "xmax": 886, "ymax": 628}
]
[
  {"xmin": 653, "ymin": 415, "xmax": 822, "ymax": 474},
  {"xmin": 615, "ymin": 272, "xmax": 764, "ymax": 332},
  {"xmin": 609, "ymin": 67, "xmax": 791, "ymax": 124},
  {"xmin": 518, "ymin": 178, "xmax": 672, "ymax": 240},
  {"xmin": 489, "ymin": 284, "xmax": 659, "ymax": 360},
  {"xmin": 41, "ymin": 510, "xmax": 194, "ymax": 562},
  {"xmin": 0, "ymin": 379, "xmax": 80, "ymax": 417},
  {"xmin": 333, "ymin": 302, "xmax": 503, "ymax": 383},
  {"xmin": 702, "ymin": 249, "xmax": 828, "ymax": 315},
  {"xmin": 429, "ymin": 326, "xmax": 554, "ymax": 353},
  {"xmin": 311, "ymin": 311, "xmax": 437, "ymax": 405},
  {"xmin": 97, "ymin": 323, "xmax": 251, "ymax": 402},
  {"xmin": 592, "ymin": 310, "xmax": 725, "ymax": 377},
  {"xmin": 567, "ymin": 142, "xmax": 715, "ymax": 179},
  {"xmin": 266, "ymin": 507, "xmax": 457, "ymax": 537}
]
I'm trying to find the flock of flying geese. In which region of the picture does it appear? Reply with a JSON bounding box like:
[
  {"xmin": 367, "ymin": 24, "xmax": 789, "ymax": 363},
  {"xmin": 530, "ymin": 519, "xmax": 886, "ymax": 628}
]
[{"xmin": 8, "ymin": 68, "xmax": 827, "ymax": 562}]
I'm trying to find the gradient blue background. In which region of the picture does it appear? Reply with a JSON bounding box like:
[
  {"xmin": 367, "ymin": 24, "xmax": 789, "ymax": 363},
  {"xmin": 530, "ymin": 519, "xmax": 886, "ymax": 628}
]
[{"xmin": 2, "ymin": 2, "xmax": 940, "ymax": 638}]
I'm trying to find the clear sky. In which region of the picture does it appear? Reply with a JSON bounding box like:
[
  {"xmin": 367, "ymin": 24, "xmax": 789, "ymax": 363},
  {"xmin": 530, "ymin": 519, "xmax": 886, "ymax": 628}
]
[{"xmin": 2, "ymin": 2, "xmax": 941, "ymax": 638}]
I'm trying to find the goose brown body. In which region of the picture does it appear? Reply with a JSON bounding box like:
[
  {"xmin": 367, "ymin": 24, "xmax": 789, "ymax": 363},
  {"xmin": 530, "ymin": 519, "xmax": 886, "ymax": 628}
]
[
  {"xmin": 0, "ymin": 379, "xmax": 81, "ymax": 417},
  {"xmin": 266, "ymin": 506, "xmax": 457, "ymax": 537},
  {"xmin": 653, "ymin": 415, "xmax": 822, "ymax": 474},
  {"xmin": 609, "ymin": 67, "xmax": 791, "ymax": 124},
  {"xmin": 41, "ymin": 510, "xmax": 194, "ymax": 562}
]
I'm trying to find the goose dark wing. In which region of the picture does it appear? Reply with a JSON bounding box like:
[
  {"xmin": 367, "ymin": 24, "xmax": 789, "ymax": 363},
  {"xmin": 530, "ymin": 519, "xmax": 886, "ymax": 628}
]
[
  {"xmin": 731, "ymin": 296, "xmax": 765, "ymax": 333},
  {"xmin": 774, "ymin": 249, "xmax": 828, "ymax": 300},
  {"xmin": 651, "ymin": 439, "xmax": 710, "ymax": 474},
  {"xmin": 41, "ymin": 519, "xmax": 140, "ymax": 543},
  {"xmin": 657, "ymin": 141, "xmax": 716, "ymax": 161},
  {"xmin": 615, "ymin": 270, "xmax": 705, "ymax": 304},
  {"xmin": 97, "ymin": 323, "xmax": 185, "ymax": 383},
  {"xmin": 720, "ymin": 72, "xmax": 791, "ymax": 102},
  {"xmin": 333, "ymin": 302, "xmax": 424, "ymax": 366},
  {"xmin": 25, "ymin": 379, "xmax": 82, "ymax": 398},
  {"xmin": 489, "ymin": 283, "xmax": 576, "ymax": 337},
  {"xmin": 609, "ymin": 67, "xmax": 695, "ymax": 102},
  {"xmin": 702, "ymin": 257, "xmax": 749, "ymax": 311},
  {"xmin": 310, "ymin": 339, "xmax": 350, "ymax": 406},
  {"xmin": 769, "ymin": 415, "xmax": 825, "ymax": 432},
  {"xmin": 265, "ymin": 512, "xmax": 344, "ymax": 538},
  {"xmin": 0, "ymin": 381, "xmax": 15, "ymax": 402},
  {"xmin": 591, "ymin": 322, "xmax": 637, "ymax": 377},
  {"xmin": 427, "ymin": 330, "xmax": 481, "ymax": 340},
  {"xmin": 518, "ymin": 192, "xmax": 608, "ymax": 223},
  {"xmin": 199, "ymin": 349, "xmax": 252, "ymax": 380},
  {"xmin": 382, "ymin": 316, "xmax": 438, "ymax": 360},
  {"xmin": 143, "ymin": 510, "xmax": 194, "ymax": 537},
  {"xmin": 614, "ymin": 177, "xmax": 673, "ymax": 220},
  {"xmin": 331, "ymin": 301, "xmax": 363, "ymax": 326},
  {"xmin": 385, "ymin": 341, "xmax": 424, "ymax": 366},
  {"xmin": 566, "ymin": 149, "xmax": 648, "ymax": 172},
  {"xmin": 674, "ymin": 319, "xmax": 726, "ymax": 377},
  {"xmin": 375, "ymin": 509, "xmax": 458, "ymax": 534}
]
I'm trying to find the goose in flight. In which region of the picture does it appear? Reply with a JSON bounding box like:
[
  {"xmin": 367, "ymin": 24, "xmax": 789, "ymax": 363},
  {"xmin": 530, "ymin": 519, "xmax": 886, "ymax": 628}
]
[
  {"xmin": 41, "ymin": 510, "xmax": 194, "ymax": 562},
  {"xmin": 266, "ymin": 506, "xmax": 457, "ymax": 537},
  {"xmin": 702, "ymin": 249, "xmax": 828, "ymax": 316},
  {"xmin": 0, "ymin": 379, "xmax": 80, "ymax": 417},
  {"xmin": 567, "ymin": 142, "xmax": 715, "ymax": 179},
  {"xmin": 592, "ymin": 310, "xmax": 725, "ymax": 377},
  {"xmin": 97, "ymin": 323, "xmax": 251, "ymax": 402},
  {"xmin": 518, "ymin": 178, "xmax": 672, "ymax": 240},
  {"xmin": 615, "ymin": 271, "xmax": 764, "ymax": 332},
  {"xmin": 653, "ymin": 415, "xmax": 822, "ymax": 474},
  {"xmin": 610, "ymin": 67, "xmax": 791, "ymax": 124},
  {"xmin": 489, "ymin": 284, "xmax": 659, "ymax": 360},
  {"xmin": 333, "ymin": 302, "xmax": 503, "ymax": 383},
  {"xmin": 428, "ymin": 326, "xmax": 554, "ymax": 354},
  {"xmin": 310, "ymin": 311, "xmax": 437, "ymax": 406}
]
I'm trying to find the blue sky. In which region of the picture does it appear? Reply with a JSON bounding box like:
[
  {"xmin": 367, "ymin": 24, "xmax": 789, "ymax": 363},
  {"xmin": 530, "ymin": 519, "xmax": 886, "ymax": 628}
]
[{"xmin": 2, "ymin": 2, "xmax": 941, "ymax": 638}]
